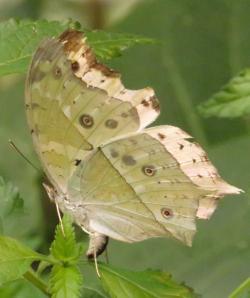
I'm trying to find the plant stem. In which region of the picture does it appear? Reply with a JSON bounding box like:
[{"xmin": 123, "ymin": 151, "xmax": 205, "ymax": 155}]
[
  {"xmin": 229, "ymin": 278, "xmax": 250, "ymax": 298},
  {"xmin": 161, "ymin": 46, "xmax": 208, "ymax": 146},
  {"xmin": 24, "ymin": 269, "xmax": 50, "ymax": 297},
  {"xmin": 87, "ymin": 0, "xmax": 105, "ymax": 29}
]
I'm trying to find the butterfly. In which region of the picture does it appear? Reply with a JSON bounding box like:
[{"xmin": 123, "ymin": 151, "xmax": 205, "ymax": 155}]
[{"xmin": 25, "ymin": 29, "xmax": 242, "ymax": 259}]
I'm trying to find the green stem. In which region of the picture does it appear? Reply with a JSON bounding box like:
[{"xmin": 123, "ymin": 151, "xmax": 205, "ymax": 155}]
[
  {"xmin": 229, "ymin": 278, "xmax": 250, "ymax": 298},
  {"xmin": 161, "ymin": 46, "xmax": 208, "ymax": 146},
  {"xmin": 229, "ymin": 1, "xmax": 241, "ymax": 75},
  {"xmin": 24, "ymin": 269, "xmax": 50, "ymax": 297}
]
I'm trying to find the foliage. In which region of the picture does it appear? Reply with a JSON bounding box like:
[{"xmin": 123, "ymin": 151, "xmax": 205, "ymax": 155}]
[
  {"xmin": 50, "ymin": 215, "xmax": 84, "ymax": 264},
  {"xmin": 99, "ymin": 264, "xmax": 196, "ymax": 298},
  {"xmin": 0, "ymin": 236, "xmax": 43, "ymax": 285},
  {"xmin": 49, "ymin": 265, "xmax": 83, "ymax": 298},
  {"xmin": 0, "ymin": 19, "xmax": 70, "ymax": 76},
  {"xmin": 0, "ymin": 1, "xmax": 250, "ymax": 297},
  {"xmin": 48, "ymin": 215, "xmax": 84, "ymax": 297},
  {"xmin": 0, "ymin": 210, "xmax": 196, "ymax": 297},
  {"xmin": 198, "ymin": 69, "xmax": 250, "ymax": 118},
  {"xmin": 0, "ymin": 19, "xmax": 155, "ymax": 76},
  {"xmin": 0, "ymin": 177, "xmax": 23, "ymax": 215},
  {"xmin": 229, "ymin": 278, "xmax": 250, "ymax": 298},
  {"xmin": 85, "ymin": 30, "xmax": 155, "ymax": 60},
  {"xmin": 0, "ymin": 177, "xmax": 24, "ymax": 234}
]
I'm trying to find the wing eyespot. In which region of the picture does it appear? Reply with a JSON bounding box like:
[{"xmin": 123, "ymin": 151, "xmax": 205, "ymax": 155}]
[
  {"xmin": 121, "ymin": 112, "xmax": 128, "ymax": 118},
  {"xmin": 105, "ymin": 119, "xmax": 118, "ymax": 129},
  {"xmin": 110, "ymin": 149, "xmax": 119, "ymax": 158},
  {"xmin": 161, "ymin": 208, "xmax": 173, "ymax": 219},
  {"xmin": 79, "ymin": 114, "xmax": 94, "ymax": 128},
  {"xmin": 142, "ymin": 165, "xmax": 156, "ymax": 176},
  {"xmin": 122, "ymin": 155, "xmax": 136, "ymax": 166}
]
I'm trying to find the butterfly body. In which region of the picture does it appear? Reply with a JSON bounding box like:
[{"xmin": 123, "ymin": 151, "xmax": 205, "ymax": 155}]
[{"xmin": 25, "ymin": 30, "xmax": 242, "ymax": 257}]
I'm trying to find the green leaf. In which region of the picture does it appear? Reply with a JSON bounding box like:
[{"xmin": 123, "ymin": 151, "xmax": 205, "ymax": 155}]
[
  {"xmin": 0, "ymin": 278, "xmax": 46, "ymax": 298},
  {"xmin": 99, "ymin": 264, "xmax": 197, "ymax": 298},
  {"xmin": 0, "ymin": 177, "xmax": 24, "ymax": 215},
  {"xmin": 50, "ymin": 214, "xmax": 83, "ymax": 264},
  {"xmin": 229, "ymin": 278, "xmax": 250, "ymax": 298},
  {"xmin": 85, "ymin": 30, "xmax": 156, "ymax": 60},
  {"xmin": 49, "ymin": 265, "xmax": 83, "ymax": 298},
  {"xmin": 0, "ymin": 236, "xmax": 42, "ymax": 285},
  {"xmin": 198, "ymin": 69, "xmax": 250, "ymax": 118},
  {"xmin": 0, "ymin": 177, "xmax": 24, "ymax": 234},
  {"xmin": 0, "ymin": 19, "xmax": 155, "ymax": 77},
  {"xmin": 0, "ymin": 19, "xmax": 75, "ymax": 76},
  {"xmin": 82, "ymin": 285, "xmax": 109, "ymax": 298}
]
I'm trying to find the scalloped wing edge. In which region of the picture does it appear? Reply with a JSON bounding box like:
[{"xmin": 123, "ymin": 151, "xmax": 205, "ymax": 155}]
[
  {"xmin": 145, "ymin": 125, "xmax": 243, "ymax": 219},
  {"xmin": 58, "ymin": 29, "xmax": 160, "ymax": 130}
]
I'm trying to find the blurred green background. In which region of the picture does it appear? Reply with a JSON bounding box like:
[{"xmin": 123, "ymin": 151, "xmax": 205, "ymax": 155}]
[{"xmin": 0, "ymin": 0, "xmax": 250, "ymax": 297}]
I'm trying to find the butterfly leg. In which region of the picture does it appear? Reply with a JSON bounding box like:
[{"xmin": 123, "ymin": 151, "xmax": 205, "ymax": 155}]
[
  {"xmin": 42, "ymin": 182, "xmax": 65, "ymax": 236},
  {"xmin": 55, "ymin": 199, "xmax": 65, "ymax": 237}
]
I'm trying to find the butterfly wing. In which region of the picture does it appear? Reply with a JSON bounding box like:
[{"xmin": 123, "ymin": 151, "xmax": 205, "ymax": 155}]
[
  {"xmin": 26, "ymin": 29, "xmax": 242, "ymax": 247},
  {"xmin": 25, "ymin": 30, "xmax": 159, "ymax": 193},
  {"xmin": 68, "ymin": 125, "xmax": 241, "ymax": 245}
]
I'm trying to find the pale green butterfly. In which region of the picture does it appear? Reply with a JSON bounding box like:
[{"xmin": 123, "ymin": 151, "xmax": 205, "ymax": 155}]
[{"xmin": 25, "ymin": 30, "xmax": 242, "ymax": 259}]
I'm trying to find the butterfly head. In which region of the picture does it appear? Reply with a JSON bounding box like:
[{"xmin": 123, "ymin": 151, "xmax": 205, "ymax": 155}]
[{"xmin": 42, "ymin": 182, "xmax": 64, "ymax": 203}]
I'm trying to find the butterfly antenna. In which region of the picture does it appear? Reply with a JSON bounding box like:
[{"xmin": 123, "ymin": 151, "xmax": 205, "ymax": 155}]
[{"xmin": 8, "ymin": 139, "xmax": 40, "ymax": 173}]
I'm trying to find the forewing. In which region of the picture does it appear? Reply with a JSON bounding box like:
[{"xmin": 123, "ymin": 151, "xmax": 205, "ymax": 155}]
[
  {"xmin": 68, "ymin": 125, "xmax": 241, "ymax": 245},
  {"xmin": 25, "ymin": 30, "xmax": 160, "ymax": 192}
]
